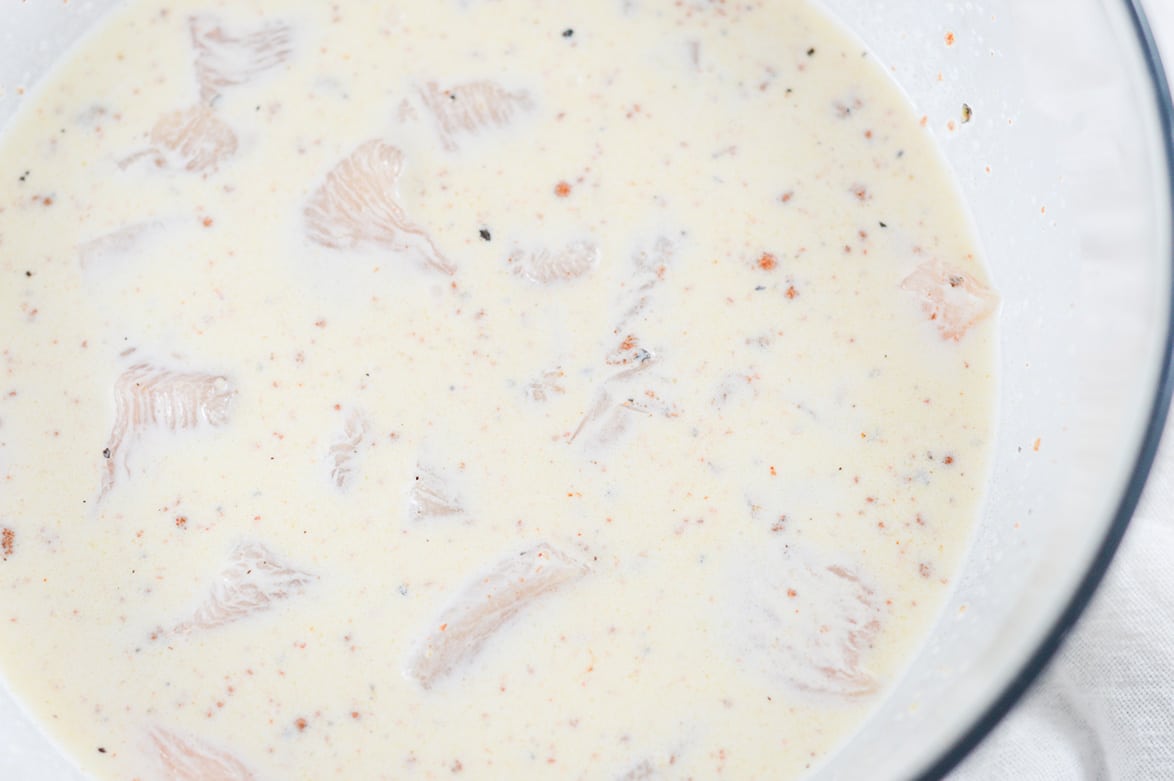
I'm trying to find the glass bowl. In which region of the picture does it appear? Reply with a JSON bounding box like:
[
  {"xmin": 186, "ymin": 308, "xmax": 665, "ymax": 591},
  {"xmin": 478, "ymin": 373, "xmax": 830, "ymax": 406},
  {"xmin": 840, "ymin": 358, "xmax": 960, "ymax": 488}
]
[{"xmin": 1, "ymin": 1, "xmax": 1171, "ymax": 779}]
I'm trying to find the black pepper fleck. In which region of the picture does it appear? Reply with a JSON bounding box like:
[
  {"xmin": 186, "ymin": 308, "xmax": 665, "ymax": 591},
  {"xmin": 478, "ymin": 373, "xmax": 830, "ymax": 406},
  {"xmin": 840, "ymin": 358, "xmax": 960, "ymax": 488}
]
[
  {"xmin": 97, "ymin": 747, "xmax": 106, "ymax": 754},
  {"xmin": 807, "ymin": 47, "xmax": 816, "ymax": 56},
  {"xmin": 961, "ymin": 103, "xmax": 973, "ymax": 124},
  {"xmin": 879, "ymin": 221, "xmax": 888, "ymax": 228},
  {"xmin": 562, "ymin": 28, "xmax": 574, "ymax": 38},
  {"xmin": 102, "ymin": 448, "xmax": 111, "ymax": 459},
  {"xmin": 479, "ymin": 228, "xmax": 492, "ymax": 241},
  {"xmin": 24, "ymin": 270, "xmax": 32, "ymax": 277},
  {"xmin": 18, "ymin": 170, "xmax": 29, "ymax": 182}
]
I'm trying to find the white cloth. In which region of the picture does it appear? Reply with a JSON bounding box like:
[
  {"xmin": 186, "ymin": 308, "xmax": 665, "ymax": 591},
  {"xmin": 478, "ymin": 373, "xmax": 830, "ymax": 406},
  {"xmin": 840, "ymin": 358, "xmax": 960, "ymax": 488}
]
[
  {"xmin": 950, "ymin": 501, "xmax": 1174, "ymax": 779},
  {"xmin": 952, "ymin": 8, "xmax": 1174, "ymax": 776}
]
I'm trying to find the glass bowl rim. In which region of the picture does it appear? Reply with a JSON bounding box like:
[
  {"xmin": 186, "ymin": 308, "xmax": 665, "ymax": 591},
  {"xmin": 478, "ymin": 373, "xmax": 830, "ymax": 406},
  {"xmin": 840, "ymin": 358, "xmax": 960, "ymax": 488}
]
[{"xmin": 919, "ymin": 2, "xmax": 1174, "ymax": 776}]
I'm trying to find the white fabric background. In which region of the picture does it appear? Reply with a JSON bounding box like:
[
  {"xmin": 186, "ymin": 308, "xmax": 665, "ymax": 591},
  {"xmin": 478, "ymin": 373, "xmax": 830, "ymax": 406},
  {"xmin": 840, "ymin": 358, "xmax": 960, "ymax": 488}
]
[{"xmin": 950, "ymin": 4, "xmax": 1174, "ymax": 778}]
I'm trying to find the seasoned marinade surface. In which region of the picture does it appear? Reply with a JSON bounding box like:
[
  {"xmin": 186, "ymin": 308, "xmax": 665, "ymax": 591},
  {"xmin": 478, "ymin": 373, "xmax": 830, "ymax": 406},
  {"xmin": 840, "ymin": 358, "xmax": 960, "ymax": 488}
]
[{"xmin": 0, "ymin": 1, "xmax": 996, "ymax": 779}]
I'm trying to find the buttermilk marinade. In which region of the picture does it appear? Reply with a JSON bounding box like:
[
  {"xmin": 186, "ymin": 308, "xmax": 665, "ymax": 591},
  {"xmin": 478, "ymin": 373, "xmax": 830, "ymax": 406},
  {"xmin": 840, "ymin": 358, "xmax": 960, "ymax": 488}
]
[{"xmin": 0, "ymin": 1, "xmax": 996, "ymax": 779}]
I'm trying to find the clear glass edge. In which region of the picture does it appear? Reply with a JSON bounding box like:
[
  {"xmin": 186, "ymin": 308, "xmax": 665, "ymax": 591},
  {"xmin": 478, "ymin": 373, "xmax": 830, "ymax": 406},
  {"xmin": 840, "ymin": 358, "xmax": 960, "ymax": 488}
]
[{"xmin": 914, "ymin": 1, "xmax": 1174, "ymax": 778}]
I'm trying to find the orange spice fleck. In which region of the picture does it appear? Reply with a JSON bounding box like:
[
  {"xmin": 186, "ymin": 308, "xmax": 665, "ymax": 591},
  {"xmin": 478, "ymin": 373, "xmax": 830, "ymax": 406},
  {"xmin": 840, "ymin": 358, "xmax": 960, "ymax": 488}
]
[
  {"xmin": 174, "ymin": 516, "xmax": 188, "ymax": 529},
  {"xmin": 769, "ymin": 465, "xmax": 777, "ymax": 476},
  {"xmin": 439, "ymin": 623, "xmax": 448, "ymax": 632},
  {"xmin": 757, "ymin": 252, "xmax": 777, "ymax": 271},
  {"xmin": 780, "ymin": 191, "xmax": 794, "ymax": 203},
  {"xmin": 351, "ymin": 711, "xmax": 361, "ymax": 720},
  {"xmin": 943, "ymin": 455, "xmax": 954, "ymax": 465},
  {"xmin": 785, "ymin": 285, "xmax": 798, "ymax": 299},
  {"xmin": 1033, "ymin": 437, "xmax": 1041, "ymax": 452},
  {"xmin": 945, "ymin": 31, "xmax": 956, "ymax": 46},
  {"xmin": 554, "ymin": 181, "xmax": 572, "ymax": 197},
  {"xmin": 201, "ymin": 216, "xmax": 213, "ymax": 227},
  {"xmin": 1, "ymin": 528, "xmax": 13, "ymax": 560},
  {"xmin": 295, "ymin": 718, "xmax": 308, "ymax": 732}
]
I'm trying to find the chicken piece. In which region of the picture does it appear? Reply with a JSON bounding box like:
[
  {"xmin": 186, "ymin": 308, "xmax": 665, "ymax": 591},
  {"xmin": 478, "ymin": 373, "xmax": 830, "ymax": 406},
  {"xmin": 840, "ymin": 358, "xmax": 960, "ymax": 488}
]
[
  {"xmin": 507, "ymin": 239, "xmax": 599, "ymax": 285},
  {"xmin": 147, "ymin": 725, "xmax": 256, "ymax": 781},
  {"xmin": 571, "ymin": 360, "xmax": 679, "ymax": 449},
  {"xmin": 900, "ymin": 258, "xmax": 998, "ymax": 341},
  {"xmin": 407, "ymin": 462, "xmax": 464, "ymax": 521},
  {"xmin": 174, "ymin": 540, "xmax": 314, "ymax": 634},
  {"xmin": 418, "ymin": 80, "xmax": 533, "ymax": 151},
  {"xmin": 190, "ymin": 15, "xmax": 294, "ymax": 102},
  {"xmin": 615, "ymin": 237, "xmax": 675, "ymax": 332},
  {"xmin": 327, "ymin": 409, "xmax": 370, "ymax": 490},
  {"xmin": 121, "ymin": 106, "xmax": 239, "ymax": 174},
  {"xmin": 304, "ymin": 139, "xmax": 454, "ymax": 274},
  {"xmin": 101, "ymin": 362, "xmax": 235, "ymax": 495},
  {"xmin": 731, "ymin": 545, "xmax": 883, "ymax": 697},
  {"xmin": 524, "ymin": 367, "xmax": 566, "ymax": 403},
  {"xmin": 404, "ymin": 542, "xmax": 587, "ymax": 688},
  {"xmin": 77, "ymin": 221, "xmax": 164, "ymax": 269}
]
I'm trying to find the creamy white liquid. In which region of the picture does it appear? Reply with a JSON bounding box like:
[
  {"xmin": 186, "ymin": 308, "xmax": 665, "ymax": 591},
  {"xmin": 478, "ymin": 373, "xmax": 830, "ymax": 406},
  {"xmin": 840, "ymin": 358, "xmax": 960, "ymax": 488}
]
[{"xmin": 0, "ymin": 1, "xmax": 997, "ymax": 779}]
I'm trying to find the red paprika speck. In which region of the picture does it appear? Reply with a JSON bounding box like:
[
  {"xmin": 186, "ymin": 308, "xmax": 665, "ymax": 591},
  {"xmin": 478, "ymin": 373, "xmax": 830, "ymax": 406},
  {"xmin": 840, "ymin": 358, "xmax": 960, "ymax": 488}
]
[
  {"xmin": 785, "ymin": 285, "xmax": 798, "ymax": 299},
  {"xmin": 295, "ymin": 718, "xmax": 308, "ymax": 732},
  {"xmin": 945, "ymin": 32, "xmax": 956, "ymax": 46},
  {"xmin": 1, "ymin": 528, "xmax": 13, "ymax": 560},
  {"xmin": 174, "ymin": 516, "xmax": 188, "ymax": 529},
  {"xmin": 758, "ymin": 253, "xmax": 777, "ymax": 271},
  {"xmin": 943, "ymin": 455, "xmax": 954, "ymax": 465},
  {"xmin": 554, "ymin": 181, "xmax": 572, "ymax": 197}
]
